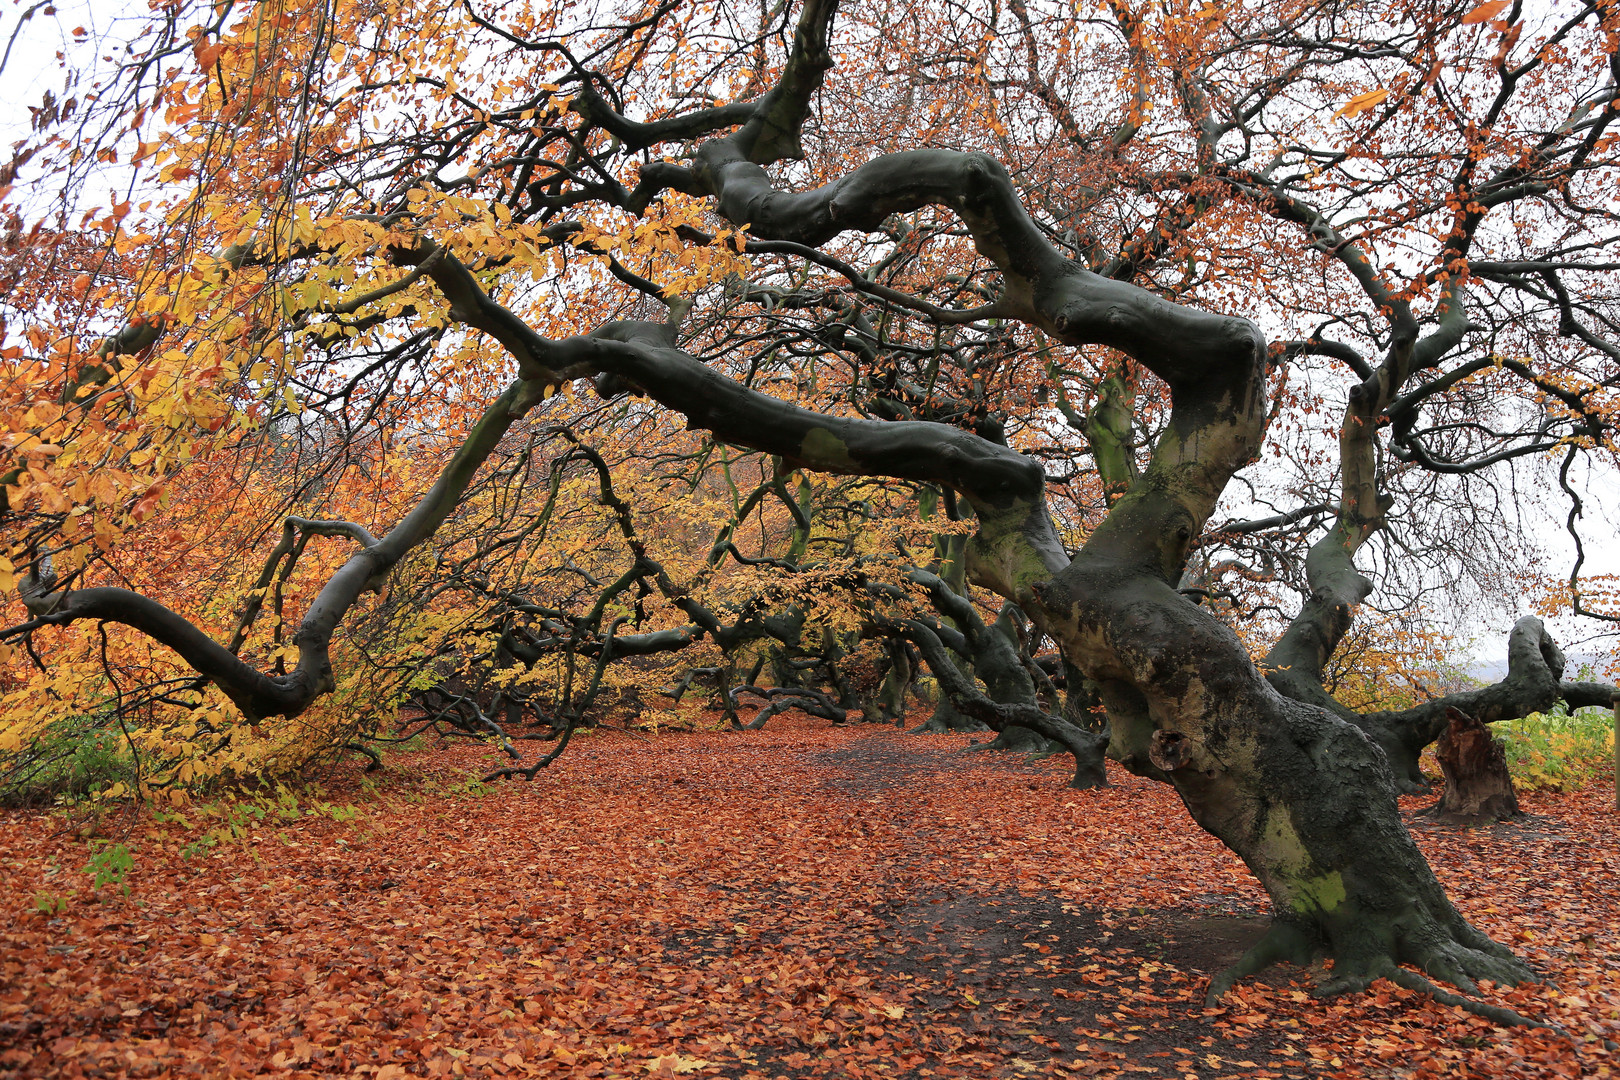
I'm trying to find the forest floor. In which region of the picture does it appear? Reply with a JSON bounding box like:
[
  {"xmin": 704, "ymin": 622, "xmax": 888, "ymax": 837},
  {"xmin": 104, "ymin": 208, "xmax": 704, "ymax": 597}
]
[{"xmin": 1, "ymin": 714, "xmax": 1616, "ymax": 1079}]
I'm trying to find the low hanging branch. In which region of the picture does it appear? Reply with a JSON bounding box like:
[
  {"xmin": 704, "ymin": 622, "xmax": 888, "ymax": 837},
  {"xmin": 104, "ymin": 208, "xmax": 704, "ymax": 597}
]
[{"xmin": 3, "ymin": 377, "xmax": 554, "ymax": 720}]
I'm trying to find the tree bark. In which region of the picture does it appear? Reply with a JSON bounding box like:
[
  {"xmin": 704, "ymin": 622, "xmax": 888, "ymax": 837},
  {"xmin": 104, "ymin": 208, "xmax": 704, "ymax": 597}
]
[
  {"xmin": 1034, "ymin": 566, "xmax": 1532, "ymax": 999},
  {"xmin": 1426, "ymin": 708, "xmax": 1520, "ymax": 826}
]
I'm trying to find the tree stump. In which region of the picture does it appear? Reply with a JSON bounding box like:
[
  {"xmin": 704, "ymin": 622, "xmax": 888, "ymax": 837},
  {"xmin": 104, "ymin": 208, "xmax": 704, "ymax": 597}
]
[{"xmin": 1425, "ymin": 706, "xmax": 1520, "ymax": 826}]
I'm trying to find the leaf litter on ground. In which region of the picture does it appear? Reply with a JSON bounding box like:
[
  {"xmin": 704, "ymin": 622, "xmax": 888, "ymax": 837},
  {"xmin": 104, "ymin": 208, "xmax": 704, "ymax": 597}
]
[{"xmin": 1, "ymin": 713, "xmax": 1616, "ymax": 1078}]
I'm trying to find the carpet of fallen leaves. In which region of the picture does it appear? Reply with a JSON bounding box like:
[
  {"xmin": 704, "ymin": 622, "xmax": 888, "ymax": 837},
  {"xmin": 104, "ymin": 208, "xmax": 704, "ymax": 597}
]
[{"xmin": 2, "ymin": 715, "xmax": 1617, "ymax": 1079}]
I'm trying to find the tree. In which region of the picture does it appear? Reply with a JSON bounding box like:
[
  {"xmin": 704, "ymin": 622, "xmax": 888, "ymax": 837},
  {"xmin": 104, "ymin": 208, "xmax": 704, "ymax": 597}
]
[{"xmin": 4, "ymin": 0, "xmax": 1620, "ymax": 1023}]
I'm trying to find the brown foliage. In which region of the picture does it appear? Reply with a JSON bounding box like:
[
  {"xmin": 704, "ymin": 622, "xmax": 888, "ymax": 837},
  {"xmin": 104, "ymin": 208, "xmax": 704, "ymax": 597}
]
[{"xmin": 1, "ymin": 715, "xmax": 1614, "ymax": 1078}]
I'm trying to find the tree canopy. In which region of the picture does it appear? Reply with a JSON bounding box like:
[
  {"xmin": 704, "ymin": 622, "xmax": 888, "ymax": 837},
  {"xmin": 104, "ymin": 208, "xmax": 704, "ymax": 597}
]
[{"xmin": 4, "ymin": 0, "xmax": 1620, "ymax": 1023}]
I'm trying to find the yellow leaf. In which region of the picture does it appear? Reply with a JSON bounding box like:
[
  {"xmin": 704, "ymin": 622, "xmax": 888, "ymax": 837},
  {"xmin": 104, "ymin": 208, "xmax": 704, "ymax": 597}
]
[
  {"xmin": 1333, "ymin": 88, "xmax": 1389, "ymax": 121},
  {"xmin": 36, "ymin": 483, "xmax": 71, "ymax": 514},
  {"xmin": 0, "ymin": 555, "xmax": 12, "ymax": 593},
  {"xmin": 1461, "ymin": 0, "xmax": 1511, "ymax": 24}
]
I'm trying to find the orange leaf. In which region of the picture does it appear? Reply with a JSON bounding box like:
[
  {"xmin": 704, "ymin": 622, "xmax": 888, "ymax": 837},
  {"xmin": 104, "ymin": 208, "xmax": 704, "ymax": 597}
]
[
  {"xmin": 194, "ymin": 41, "xmax": 225, "ymax": 69},
  {"xmin": 1460, "ymin": 0, "xmax": 1511, "ymax": 24},
  {"xmin": 1332, "ymin": 89, "xmax": 1389, "ymax": 121}
]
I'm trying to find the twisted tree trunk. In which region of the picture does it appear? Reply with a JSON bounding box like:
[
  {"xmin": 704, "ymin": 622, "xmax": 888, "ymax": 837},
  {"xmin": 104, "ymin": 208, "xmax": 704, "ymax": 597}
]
[{"xmin": 6, "ymin": 0, "xmax": 1555, "ymax": 1015}]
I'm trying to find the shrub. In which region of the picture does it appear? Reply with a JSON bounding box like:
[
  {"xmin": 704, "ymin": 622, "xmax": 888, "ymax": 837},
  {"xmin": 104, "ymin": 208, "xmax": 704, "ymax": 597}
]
[
  {"xmin": 0, "ymin": 714, "xmax": 139, "ymax": 808},
  {"xmin": 1492, "ymin": 704, "xmax": 1615, "ymax": 792}
]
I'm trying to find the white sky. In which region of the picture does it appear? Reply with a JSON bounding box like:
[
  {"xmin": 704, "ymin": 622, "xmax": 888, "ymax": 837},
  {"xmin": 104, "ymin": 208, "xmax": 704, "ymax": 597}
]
[{"xmin": 2, "ymin": 0, "xmax": 108, "ymax": 144}]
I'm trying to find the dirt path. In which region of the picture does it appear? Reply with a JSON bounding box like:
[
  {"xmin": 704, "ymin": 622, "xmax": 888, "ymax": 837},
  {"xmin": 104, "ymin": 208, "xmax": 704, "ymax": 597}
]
[{"xmin": 749, "ymin": 734, "xmax": 1321, "ymax": 1079}]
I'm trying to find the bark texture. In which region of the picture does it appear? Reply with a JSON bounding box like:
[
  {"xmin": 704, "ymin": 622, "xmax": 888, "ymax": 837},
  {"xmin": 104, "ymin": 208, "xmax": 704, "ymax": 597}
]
[{"xmin": 1427, "ymin": 708, "xmax": 1521, "ymax": 826}]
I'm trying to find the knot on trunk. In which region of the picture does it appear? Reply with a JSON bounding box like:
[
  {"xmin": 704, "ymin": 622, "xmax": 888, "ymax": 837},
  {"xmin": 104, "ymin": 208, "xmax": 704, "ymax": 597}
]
[{"xmin": 1148, "ymin": 729, "xmax": 1217, "ymax": 774}]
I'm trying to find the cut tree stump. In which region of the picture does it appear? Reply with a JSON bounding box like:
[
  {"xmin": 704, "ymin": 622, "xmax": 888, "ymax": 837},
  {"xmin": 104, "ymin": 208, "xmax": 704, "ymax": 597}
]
[{"xmin": 1424, "ymin": 706, "xmax": 1520, "ymax": 826}]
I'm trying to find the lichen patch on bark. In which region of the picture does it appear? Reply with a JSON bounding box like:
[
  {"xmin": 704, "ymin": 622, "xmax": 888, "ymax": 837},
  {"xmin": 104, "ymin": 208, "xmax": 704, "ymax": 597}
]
[{"xmin": 799, "ymin": 427, "xmax": 857, "ymax": 470}]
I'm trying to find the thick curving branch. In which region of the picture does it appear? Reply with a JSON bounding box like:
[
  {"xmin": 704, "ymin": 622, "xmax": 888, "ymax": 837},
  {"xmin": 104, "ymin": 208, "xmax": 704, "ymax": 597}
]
[
  {"xmin": 552, "ymin": 318, "xmax": 1071, "ymax": 602},
  {"xmin": 567, "ymin": 0, "xmax": 836, "ymax": 165},
  {"xmin": 682, "ymin": 149, "xmax": 1262, "ymax": 385},
  {"xmin": 398, "ymin": 241, "xmax": 1067, "ymax": 605},
  {"xmin": 647, "ymin": 143, "xmax": 1267, "ymax": 585},
  {"xmin": 4, "ymin": 378, "xmax": 552, "ymax": 719},
  {"xmin": 1351, "ymin": 616, "xmax": 1620, "ymax": 790},
  {"xmin": 1262, "ymin": 284, "xmax": 1475, "ymax": 752}
]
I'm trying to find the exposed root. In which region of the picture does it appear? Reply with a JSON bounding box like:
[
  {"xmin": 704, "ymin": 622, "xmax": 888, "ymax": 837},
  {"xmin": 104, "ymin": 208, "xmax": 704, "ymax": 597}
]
[
  {"xmin": 1207, "ymin": 916, "xmax": 1571, "ymax": 1038},
  {"xmin": 1066, "ymin": 757, "xmax": 1108, "ymax": 789},
  {"xmin": 1205, "ymin": 921, "xmax": 1314, "ymax": 1005},
  {"xmin": 1411, "ymin": 933, "xmax": 1533, "ymax": 995},
  {"xmin": 955, "ymin": 732, "xmax": 1107, "ymax": 787},
  {"xmin": 1385, "ymin": 968, "xmax": 1562, "ymax": 1034}
]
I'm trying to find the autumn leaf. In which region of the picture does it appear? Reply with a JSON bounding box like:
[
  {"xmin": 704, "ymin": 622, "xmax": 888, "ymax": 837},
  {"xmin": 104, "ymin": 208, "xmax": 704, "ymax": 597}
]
[
  {"xmin": 1460, "ymin": 0, "xmax": 1511, "ymax": 24},
  {"xmin": 1333, "ymin": 88, "xmax": 1389, "ymax": 120},
  {"xmin": 644, "ymin": 1053, "xmax": 711, "ymax": 1074},
  {"xmin": 5, "ymin": 721, "xmax": 1618, "ymax": 1077},
  {"xmin": 193, "ymin": 40, "xmax": 225, "ymax": 70}
]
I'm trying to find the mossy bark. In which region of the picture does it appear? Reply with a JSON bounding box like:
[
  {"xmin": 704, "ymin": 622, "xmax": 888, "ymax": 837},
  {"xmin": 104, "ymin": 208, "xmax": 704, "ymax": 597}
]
[{"xmin": 1035, "ymin": 564, "xmax": 1533, "ymax": 997}]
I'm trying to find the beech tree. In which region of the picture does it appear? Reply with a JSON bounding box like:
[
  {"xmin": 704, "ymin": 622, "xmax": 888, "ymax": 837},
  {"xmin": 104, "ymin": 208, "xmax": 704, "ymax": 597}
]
[{"xmin": 4, "ymin": 0, "xmax": 1620, "ymax": 1022}]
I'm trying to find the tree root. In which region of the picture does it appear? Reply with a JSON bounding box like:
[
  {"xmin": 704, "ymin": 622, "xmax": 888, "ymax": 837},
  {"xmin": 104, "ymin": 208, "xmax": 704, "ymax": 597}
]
[
  {"xmin": 960, "ymin": 730, "xmax": 1055, "ymax": 754},
  {"xmin": 1205, "ymin": 917, "xmax": 1578, "ymax": 1038},
  {"xmin": 1385, "ymin": 968, "xmax": 1562, "ymax": 1034},
  {"xmin": 1067, "ymin": 765, "xmax": 1108, "ymax": 789},
  {"xmin": 1204, "ymin": 921, "xmax": 1315, "ymax": 1004},
  {"xmin": 956, "ymin": 732, "xmax": 1107, "ymax": 787},
  {"xmin": 958, "ymin": 735, "xmax": 1036, "ymax": 754}
]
